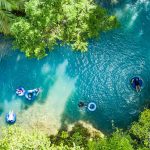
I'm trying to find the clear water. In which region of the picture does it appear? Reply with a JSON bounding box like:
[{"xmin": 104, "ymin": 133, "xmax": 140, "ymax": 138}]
[{"xmin": 0, "ymin": 0, "xmax": 150, "ymax": 133}]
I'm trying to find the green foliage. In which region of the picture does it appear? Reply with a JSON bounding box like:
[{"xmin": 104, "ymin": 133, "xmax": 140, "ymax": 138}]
[
  {"xmin": 88, "ymin": 130, "xmax": 134, "ymax": 150},
  {"xmin": 0, "ymin": 0, "xmax": 25, "ymax": 34},
  {"xmin": 0, "ymin": 110, "xmax": 150, "ymax": 150},
  {"xmin": 70, "ymin": 123, "xmax": 91, "ymax": 147},
  {"xmin": 130, "ymin": 109, "xmax": 150, "ymax": 149},
  {"xmin": 0, "ymin": 126, "xmax": 51, "ymax": 149},
  {"xmin": 50, "ymin": 123, "xmax": 91, "ymax": 148},
  {"xmin": 11, "ymin": 0, "xmax": 119, "ymax": 59},
  {"xmin": 0, "ymin": 126, "xmax": 83, "ymax": 150}
]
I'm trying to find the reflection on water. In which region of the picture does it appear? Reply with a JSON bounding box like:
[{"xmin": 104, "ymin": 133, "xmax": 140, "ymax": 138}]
[{"xmin": 0, "ymin": 0, "xmax": 150, "ymax": 133}]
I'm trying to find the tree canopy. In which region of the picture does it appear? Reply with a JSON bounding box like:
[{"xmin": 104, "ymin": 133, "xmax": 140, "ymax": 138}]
[
  {"xmin": 130, "ymin": 109, "xmax": 150, "ymax": 149},
  {"xmin": 88, "ymin": 130, "xmax": 134, "ymax": 150},
  {"xmin": 0, "ymin": 0, "xmax": 25, "ymax": 34},
  {"xmin": 11, "ymin": 0, "xmax": 119, "ymax": 59},
  {"xmin": 0, "ymin": 126, "xmax": 82, "ymax": 150}
]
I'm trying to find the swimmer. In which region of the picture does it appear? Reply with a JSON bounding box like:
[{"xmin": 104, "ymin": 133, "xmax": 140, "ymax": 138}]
[
  {"xmin": 134, "ymin": 78, "xmax": 141, "ymax": 92},
  {"xmin": 78, "ymin": 101, "xmax": 85, "ymax": 108}
]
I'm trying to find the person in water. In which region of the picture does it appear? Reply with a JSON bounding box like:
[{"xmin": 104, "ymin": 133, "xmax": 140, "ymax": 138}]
[
  {"xmin": 78, "ymin": 101, "xmax": 85, "ymax": 108},
  {"xmin": 28, "ymin": 93, "xmax": 32, "ymax": 98},
  {"xmin": 16, "ymin": 89, "xmax": 22, "ymax": 95},
  {"xmin": 8, "ymin": 111, "xmax": 15, "ymax": 122},
  {"xmin": 34, "ymin": 88, "xmax": 40, "ymax": 96},
  {"xmin": 133, "ymin": 78, "xmax": 141, "ymax": 92}
]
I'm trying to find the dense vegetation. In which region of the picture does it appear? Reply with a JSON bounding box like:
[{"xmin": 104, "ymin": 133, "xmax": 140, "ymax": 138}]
[
  {"xmin": 0, "ymin": 109, "xmax": 149, "ymax": 150},
  {"xmin": 130, "ymin": 109, "xmax": 150, "ymax": 149},
  {"xmin": 1, "ymin": 0, "xmax": 119, "ymax": 59},
  {"xmin": 0, "ymin": 0, "xmax": 25, "ymax": 34}
]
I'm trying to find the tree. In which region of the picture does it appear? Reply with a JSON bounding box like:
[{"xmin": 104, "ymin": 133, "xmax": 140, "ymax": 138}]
[
  {"xmin": 130, "ymin": 109, "xmax": 150, "ymax": 149},
  {"xmin": 50, "ymin": 123, "xmax": 91, "ymax": 148},
  {"xmin": 0, "ymin": 126, "xmax": 83, "ymax": 150},
  {"xmin": 0, "ymin": 126, "xmax": 50, "ymax": 149},
  {"xmin": 11, "ymin": 0, "xmax": 119, "ymax": 59},
  {"xmin": 0, "ymin": 0, "xmax": 25, "ymax": 34},
  {"xmin": 88, "ymin": 130, "xmax": 134, "ymax": 150}
]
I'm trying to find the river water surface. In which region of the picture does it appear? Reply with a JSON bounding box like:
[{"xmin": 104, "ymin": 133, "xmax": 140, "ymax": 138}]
[{"xmin": 0, "ymin": 0, "xmax": 150, "ymax": 134}]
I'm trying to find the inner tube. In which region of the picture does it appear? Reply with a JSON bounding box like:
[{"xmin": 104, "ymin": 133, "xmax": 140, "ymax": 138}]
[
  {"xmin": 16, "ymin": 87, "xmax": 25, "ymax": 96},
  {"xmin": 6, "ymin": 111, "xmax": 16, "ymax": 124},
  {"xmin": 25, "ymin": 90, "xmax": 35, "ymax": 101},
  {"xmin": 131, "ymin": 77, "xmax": 143, "ymax": 91},
  {"xmin": 129, "ymin": 109, "xmax": 137, "ymax": 115},
  {"xmin": 25, "ymin": 88, "xmax": 40, "ymax": 100},
  {"xmin": 88, "ymin": 102, "xmax": 96, "ymax": 112}
]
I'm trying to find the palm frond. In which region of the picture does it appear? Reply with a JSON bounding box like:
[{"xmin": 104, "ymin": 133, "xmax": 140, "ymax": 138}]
[
  {"xmin": 0, "ymin": 0, "xmax": 24, "ymax": 34},
  {"xmin": 0, "ymin": 9, "xmax": 15, "ymax": 34}
]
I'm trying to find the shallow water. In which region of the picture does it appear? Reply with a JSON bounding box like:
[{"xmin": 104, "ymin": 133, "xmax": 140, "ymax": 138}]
[{"xmin": 0, "ymin": 0, "xmax": 150, "ymax": 133}]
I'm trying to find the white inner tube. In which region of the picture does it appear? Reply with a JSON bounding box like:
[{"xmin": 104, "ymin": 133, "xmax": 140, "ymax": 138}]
[
  {"xmin": 16, "ymin": 88, "xmax": 25, "ymax": 96},
  {"xmin": 88, "ymin": 102, "xmax": 96, "ymax": 111}
]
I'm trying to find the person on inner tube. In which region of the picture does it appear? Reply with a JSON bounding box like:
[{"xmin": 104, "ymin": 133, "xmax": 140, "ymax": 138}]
[
  {"xmin": 28, "ymin": 92, "xmax": 33, "ymax": 100},
  {"xmin": 17, "ymin": 89, "xmax": 23, "ymax": 95},
  {"xmin": 134, "ymin": 78, "xmax": 141, "ymax": 92}
]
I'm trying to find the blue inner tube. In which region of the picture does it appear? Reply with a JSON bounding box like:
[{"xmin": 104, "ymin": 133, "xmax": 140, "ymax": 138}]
[
  {"xmin": 16, "ymin": 87, "xmax": 25, "ymax": 96},
  {"xmin": 131, "ymin": 77, "xmax": 143, "ymax": 90},
  {"xmin": 25, "ymin": 88, "xmax": 40, "ymax": 100},
  {"xmin": 25, "ymin": 91, "xmax": 35, "ymax": 100},
  {"xmin": 6, "ymin": 113, "xmax": 16, "ymax": 124},
  {"xmin": 88, "ymin": 102, "xmax": 97, "ymax": 112}
]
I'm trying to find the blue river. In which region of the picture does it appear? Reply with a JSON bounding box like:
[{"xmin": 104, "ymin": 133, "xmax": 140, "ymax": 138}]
[{"xmin": 0, "ymin": 0, "xmax": 150, "ymax": 133}]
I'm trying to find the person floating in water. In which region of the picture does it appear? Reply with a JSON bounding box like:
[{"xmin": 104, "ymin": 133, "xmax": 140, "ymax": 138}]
[
  {"xmin": 16, "ymin": 87, "xmax": 25, "ymax": 96},
  {"xmin": 34, "ymin": 88, "xmax": 40, "ymax": 96},
  {"xmin": 78, "ymin": 101, "xmax": 97, "ymax": 112},
  {"xmin": 131, "ymin": 77, "xmax": 142, "ymax": 92},
  {"xmin": 135, "ymin": 78, "xmax": 141, "ymax": 92},
  {"xmin": 78, "ymin": 101, "xmax": 85, "ymax": 108},
  {"xmin": 6, "ymin": 110, "xmax": 16, "ymax": 124},
  {"xmin": 25, "ymin": 88, "xmax": 41, "ymax": 100}
]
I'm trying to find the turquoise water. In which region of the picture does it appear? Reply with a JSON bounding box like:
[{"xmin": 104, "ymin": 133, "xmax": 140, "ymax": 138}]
[{"xmin": 0, "ymin": 0, "xmax": 150, "ymax": 133}]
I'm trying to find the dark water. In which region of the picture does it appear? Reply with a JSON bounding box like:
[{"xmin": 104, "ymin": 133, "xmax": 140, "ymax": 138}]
[{"xmin": 0, "ymin": 0, "xmax": 150, "ymax": 133}]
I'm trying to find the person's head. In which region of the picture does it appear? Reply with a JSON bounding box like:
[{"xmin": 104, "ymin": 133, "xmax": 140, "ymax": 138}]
[
  {"xmin": 78, "ymin": 101, "xmax": 85, "ymax": 108},
  {"xmin": 28, "ymin": 93, "xmax": 32, "ymax": 98},
  {"xmin": 135, "ymin": 78, "xmax": 140, "ymax": 86},
  {"xmin": 136, "ymin": 78, "xmax": 139, "ymax": 82}
]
